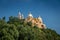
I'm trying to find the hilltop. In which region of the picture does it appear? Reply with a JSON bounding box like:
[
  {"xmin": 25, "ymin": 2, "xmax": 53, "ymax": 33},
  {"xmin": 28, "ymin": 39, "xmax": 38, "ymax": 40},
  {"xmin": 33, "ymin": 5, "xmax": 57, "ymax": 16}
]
[{"xmin": 0, "ymin": 16, "xmax": 60, "ymax": 40}]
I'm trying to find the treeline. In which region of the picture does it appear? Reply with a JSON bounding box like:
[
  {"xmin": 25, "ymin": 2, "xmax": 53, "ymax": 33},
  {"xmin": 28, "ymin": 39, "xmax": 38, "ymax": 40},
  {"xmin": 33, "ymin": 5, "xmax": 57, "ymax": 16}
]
[{"xmin": 0, "ymin": 16, "xmax": 60, "ymax": 40}]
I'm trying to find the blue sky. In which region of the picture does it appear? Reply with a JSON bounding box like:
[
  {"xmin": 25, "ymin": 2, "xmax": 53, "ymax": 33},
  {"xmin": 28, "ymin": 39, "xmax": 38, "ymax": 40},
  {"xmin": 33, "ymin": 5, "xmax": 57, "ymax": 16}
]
[{"xmin": 0, "ymin": 0, "xmax": 60, "ymax": 34}]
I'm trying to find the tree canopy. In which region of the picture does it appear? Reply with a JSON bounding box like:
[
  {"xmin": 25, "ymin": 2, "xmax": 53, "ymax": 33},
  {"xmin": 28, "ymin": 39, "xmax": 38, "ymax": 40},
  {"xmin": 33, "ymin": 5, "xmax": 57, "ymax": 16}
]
[{"xmin": 0, "ymin": 16, "xmax": 60, "ymax": 40}]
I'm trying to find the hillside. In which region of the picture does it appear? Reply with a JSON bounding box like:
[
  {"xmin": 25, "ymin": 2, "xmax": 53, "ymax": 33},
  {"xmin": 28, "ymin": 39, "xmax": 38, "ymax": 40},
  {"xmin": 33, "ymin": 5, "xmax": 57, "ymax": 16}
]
[{"xmin": 0, "ymin": 16, "xmax": 60, "ymax": 40}]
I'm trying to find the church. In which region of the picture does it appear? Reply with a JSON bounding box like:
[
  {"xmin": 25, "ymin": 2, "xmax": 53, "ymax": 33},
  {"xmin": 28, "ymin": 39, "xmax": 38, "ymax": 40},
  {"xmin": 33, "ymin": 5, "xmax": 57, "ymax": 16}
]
[{"xmin": 18, "ymin": 11, "xmax": 46, "ymax": 29}]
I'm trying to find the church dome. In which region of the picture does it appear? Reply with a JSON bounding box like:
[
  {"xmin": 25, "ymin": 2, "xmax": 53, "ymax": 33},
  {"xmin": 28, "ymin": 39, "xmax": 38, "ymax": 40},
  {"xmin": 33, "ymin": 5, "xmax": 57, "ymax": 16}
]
[
  {"xmin": 38, "ymin": 16, "xmax": 43, "ymax": 23},
  {"xmin": 28, "ymin": 12, "xmax": 33, "ymax": 18}
]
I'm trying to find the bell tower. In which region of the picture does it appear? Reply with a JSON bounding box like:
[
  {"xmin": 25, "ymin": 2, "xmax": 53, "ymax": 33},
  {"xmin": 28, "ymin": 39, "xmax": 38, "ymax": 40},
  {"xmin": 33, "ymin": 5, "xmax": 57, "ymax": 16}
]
[{"xmin": 18, "ymin": 11, "xmax": 24, "ymax": 19}]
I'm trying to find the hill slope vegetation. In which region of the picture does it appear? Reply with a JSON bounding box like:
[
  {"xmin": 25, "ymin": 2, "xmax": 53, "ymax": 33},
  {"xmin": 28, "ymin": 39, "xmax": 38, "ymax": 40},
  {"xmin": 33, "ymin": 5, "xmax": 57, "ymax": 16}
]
[{"xmin": 0, "ymin": 16, "xmax": 60, "ymax": 40}]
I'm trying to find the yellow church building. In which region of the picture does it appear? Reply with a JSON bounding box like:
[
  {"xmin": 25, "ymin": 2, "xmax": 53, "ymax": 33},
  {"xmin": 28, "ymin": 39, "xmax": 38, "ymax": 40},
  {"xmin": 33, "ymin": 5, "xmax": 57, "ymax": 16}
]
[{"xmin": 18, "ymin": 11, "xmax": 46, "ymax": 29}]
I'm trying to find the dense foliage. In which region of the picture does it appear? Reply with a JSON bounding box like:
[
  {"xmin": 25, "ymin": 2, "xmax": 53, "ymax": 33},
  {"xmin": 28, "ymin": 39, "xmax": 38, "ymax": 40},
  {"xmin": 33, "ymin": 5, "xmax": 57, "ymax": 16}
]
[{"xmin": 0, "ymin": 16, "xmax": 60, "ymax": 40}]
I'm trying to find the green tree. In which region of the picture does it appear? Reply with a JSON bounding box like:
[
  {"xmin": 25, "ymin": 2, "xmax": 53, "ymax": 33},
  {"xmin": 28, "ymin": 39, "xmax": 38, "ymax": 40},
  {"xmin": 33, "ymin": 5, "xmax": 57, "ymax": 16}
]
[
  {"xmin": 2, "ymin": 16, "xmax": 5, "ymax": 20},
  {"xmin": 0, "ymin": 16, "xmax": 60, "ymax": 40}
]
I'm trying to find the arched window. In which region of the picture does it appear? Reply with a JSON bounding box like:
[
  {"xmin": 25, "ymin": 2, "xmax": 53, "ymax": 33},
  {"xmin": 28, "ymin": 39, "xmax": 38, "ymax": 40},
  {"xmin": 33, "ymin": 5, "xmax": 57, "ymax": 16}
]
[{"xmin": 41, "ymin": 25, "xmax": 44, "ymax": 29}]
